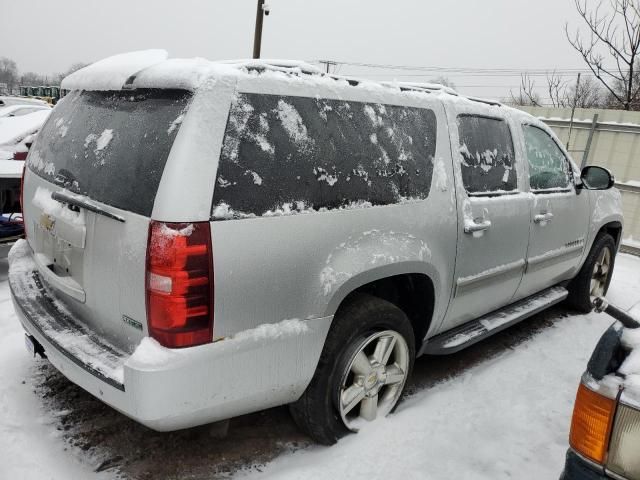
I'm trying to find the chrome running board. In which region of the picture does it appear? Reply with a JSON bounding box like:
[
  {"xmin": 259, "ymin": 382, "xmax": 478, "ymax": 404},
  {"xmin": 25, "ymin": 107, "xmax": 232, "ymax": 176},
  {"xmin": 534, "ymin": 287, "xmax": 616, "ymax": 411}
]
[{"xmin": 423, "ymin": 286, "xmax": 568, "ymax": 355}]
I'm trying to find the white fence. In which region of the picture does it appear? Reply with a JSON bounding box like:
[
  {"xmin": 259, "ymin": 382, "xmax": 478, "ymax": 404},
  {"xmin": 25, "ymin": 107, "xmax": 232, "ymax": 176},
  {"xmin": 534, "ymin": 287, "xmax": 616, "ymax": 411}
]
[{"xmin": 518, "ymin": 105, "xmax": 640, "ymax": 251}]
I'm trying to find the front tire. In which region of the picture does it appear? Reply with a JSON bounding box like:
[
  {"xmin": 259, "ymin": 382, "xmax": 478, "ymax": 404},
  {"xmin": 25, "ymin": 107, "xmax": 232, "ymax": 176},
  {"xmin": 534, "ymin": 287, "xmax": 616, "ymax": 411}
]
[
  {"xmin": 567, "ymin": 233, "xmax": 616, "ymax": 312},
  {"xmin": 290, "ymin": 294, "xmax": 415, "ymax": 445}
]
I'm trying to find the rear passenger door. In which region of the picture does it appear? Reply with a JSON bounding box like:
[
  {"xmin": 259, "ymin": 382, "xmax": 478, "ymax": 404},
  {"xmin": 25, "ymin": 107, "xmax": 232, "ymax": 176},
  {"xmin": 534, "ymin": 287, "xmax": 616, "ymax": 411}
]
[
  {"xmin": 514, "ymin": 124, "xmax": 590, "ymax": 299},
  {"xmin": 443, "ymin": 111, "xmax": 531, "ymax": 330}
]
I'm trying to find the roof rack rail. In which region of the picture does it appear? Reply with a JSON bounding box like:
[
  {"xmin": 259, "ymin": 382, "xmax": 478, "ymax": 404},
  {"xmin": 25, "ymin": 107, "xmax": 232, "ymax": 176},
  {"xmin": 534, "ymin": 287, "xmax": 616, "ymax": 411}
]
[
  {"xmin": 217, "ymin": 59, "xmax": 324, "ymax": 76},
  {"xmin": 381, "ymin": 81, "xmax": 459, "ymax": 96},
  {"xmin": 216, "ymin": 60, "xmax": 504, "ymax": 107},
  {"xmin": 465, "ymin": 95, "xmax": 503, "ymax": 107}
]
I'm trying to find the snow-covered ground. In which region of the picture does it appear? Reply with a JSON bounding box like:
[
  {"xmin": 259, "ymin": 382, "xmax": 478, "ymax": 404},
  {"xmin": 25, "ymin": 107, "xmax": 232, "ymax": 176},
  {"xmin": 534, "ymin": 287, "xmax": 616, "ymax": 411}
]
[{"xmin": 1, "ymin": 254, "xmax": 639, "ymax": 479}]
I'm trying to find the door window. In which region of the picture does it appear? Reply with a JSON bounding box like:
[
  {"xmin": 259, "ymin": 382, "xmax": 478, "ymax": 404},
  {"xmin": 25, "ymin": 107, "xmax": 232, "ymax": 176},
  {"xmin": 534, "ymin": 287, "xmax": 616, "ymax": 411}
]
[
  {"xmin": 457, "ymin": 115, "xmax": 517, "ymax": 194},
  {"xmin": 522, "ymin": 125, "xmax": 571, "ymax": 191}
]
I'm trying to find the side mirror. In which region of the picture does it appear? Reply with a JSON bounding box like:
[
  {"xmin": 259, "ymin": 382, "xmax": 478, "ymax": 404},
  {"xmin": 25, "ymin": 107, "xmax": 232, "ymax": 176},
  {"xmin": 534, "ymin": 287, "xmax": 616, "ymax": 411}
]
[{"xmin": 580, "ymin": 166, "xmax": 615, "ymax": 190}]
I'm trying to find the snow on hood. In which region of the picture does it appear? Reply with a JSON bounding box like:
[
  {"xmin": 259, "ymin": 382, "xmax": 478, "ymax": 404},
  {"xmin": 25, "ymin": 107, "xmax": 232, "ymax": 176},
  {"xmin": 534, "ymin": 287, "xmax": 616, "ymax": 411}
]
[
  {"xmin": 0, "ymin": 109, "xmax": 50, "ymax": 147},
  {"xmin": 60, "ymin": 49, "xmax": 169, "ymax": 91}
]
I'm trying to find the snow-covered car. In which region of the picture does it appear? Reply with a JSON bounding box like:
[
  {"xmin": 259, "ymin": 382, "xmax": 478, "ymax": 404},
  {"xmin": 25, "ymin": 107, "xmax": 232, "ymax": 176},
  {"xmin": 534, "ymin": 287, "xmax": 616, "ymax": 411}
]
[
  {"xmin": 562, "ymin": 306, "xmax": 640, "ymax": 480},
  {"xmin": 0, "ymin": 104, "xmax": 51, "ymax": 119},
  {"xmin": 0, "ymin": 108, "xmax": 50, "ymax": 161},
  {"xmin": 9, "ymin": 50, "xmax": 624, "ymax": 445},
  {"xmin": 0, "ymin": 107, "xmax": 50, "ymax": 226},
  {"xmin": 0, "ymin": 96, "xmax": 50, "ymax": 108}
]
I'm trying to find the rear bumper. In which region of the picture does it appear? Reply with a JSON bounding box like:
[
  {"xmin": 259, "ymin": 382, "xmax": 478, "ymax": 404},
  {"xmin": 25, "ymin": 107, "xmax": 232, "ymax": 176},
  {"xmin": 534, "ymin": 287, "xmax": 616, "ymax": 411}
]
[
  {"xmin": 9, "ymin": 239, "xmax": 332, "ymax": 431},
  {"xmin": 561, "ymin": 450, "xmax": 613, "ymax": 480}
]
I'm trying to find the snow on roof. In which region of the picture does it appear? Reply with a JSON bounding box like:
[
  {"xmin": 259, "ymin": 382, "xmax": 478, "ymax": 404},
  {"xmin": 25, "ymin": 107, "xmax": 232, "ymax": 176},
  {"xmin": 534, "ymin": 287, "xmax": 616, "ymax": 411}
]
[
  {"xmin": 60, "ymin": 49, "xmax": 169, "ymax": 91},
  {"xmin": 0, "ymin": 109, "xmax": 50, "ymax": 147},
  {"xmin": 57, "ymin": 51, "xmax": 524, "ymax": 116}
]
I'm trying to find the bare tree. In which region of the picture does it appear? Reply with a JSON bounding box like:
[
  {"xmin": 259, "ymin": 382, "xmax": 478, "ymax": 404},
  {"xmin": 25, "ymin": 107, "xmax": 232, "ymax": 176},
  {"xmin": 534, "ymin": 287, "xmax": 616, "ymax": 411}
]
[
  {"xmin": 509, "ymin": 73, "xmax": 542, "ymax": 106},
  {"xmin": 54, "ymin": 62, "xmax": 89, "ymax": 85},
  {"xmin": 547, "ymin": 71, "xmax": 569, "ymax": 107},
  {"xmin": 566, "ymin": 0, "xmax": 640, "ymax": 110},
  {"xmin": 0, "ymin": 57, "xmax": 18, "ymax": 92},
  {"xmin": 20, "ymin": 72, "xmax": 47, "ymax": 86},
  {"xmin": 546, "ymin": 72, "xmax": 603, "ymax": 108},
  {"xmin": 572, "ymin": 75, "xmax": 604, "ymax": 107}
]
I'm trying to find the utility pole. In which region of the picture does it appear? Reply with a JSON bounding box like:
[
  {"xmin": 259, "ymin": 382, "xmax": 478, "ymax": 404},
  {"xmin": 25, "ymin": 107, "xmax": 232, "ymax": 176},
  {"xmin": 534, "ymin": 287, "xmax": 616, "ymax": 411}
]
[
  {"xmin": 319, "ymin": 60, "xmax": 338, "ymax": 74},
  {"xmin": 253, "ymin": 0, "xmax": 267, "ymax": 59}
]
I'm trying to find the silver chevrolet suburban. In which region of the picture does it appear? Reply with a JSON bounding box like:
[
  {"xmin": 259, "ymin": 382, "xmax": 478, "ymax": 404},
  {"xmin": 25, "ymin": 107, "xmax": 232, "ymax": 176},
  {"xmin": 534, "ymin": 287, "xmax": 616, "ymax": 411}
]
[{"xmin": 9, "ymin": 52, "xmax": 624, "ymax": 445}]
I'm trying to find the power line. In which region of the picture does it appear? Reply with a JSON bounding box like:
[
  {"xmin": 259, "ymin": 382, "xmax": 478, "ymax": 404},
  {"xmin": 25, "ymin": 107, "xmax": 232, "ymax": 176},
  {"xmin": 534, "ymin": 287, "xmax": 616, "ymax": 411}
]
[
  {"xmin": 320, "ymin": 60, "xmax": 604, "ymax": 75},
  {"xmin": 311, "ymin": 60, "xmax": 610, "ymax": 76}
]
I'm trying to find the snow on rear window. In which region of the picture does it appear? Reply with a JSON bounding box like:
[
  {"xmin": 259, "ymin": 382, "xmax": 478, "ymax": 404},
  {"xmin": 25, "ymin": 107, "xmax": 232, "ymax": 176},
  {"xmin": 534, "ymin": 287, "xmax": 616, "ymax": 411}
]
[
  {"xmin": 28, "ymin": 89, "xmax": 192, "ymax": 216},
  {"xmin": 212, "ymin": 93, "xmax": 437, "ymax": 219}
]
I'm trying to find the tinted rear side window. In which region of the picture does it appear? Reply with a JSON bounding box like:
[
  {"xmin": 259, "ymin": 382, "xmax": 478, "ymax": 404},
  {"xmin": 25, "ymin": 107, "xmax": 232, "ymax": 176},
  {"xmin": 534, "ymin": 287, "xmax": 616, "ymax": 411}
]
[
  {"xmin": 457, "ymin": 115, "xmax": 516, "ymax": 194},
  {"xmin": 211, "ymin": 93, "xmax": 437, "ymax": 218},
  {"xmin": 28, "ymin": 89, "xmax": 192, "ymax": 216}
]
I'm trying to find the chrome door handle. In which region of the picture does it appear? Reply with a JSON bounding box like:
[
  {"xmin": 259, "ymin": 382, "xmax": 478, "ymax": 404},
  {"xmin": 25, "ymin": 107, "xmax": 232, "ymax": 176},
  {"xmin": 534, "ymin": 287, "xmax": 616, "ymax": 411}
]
[
  {"xmin": 464, "ymin": 219, "xmax": 492, "ymax": 234},
  {"xmin": 534, "ymin": 212, "xmax": 554, "ymax": 224}
]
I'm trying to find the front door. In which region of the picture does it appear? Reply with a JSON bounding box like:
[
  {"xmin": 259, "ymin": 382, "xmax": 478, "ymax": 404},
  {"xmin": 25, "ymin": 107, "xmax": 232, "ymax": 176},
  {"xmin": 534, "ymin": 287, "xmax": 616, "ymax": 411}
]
[
  {"xmin": 442, "ymin": 112, "xmax": 531, "ymax": 330},
  {"xmin": 515, "ymin": 124, "xmax": 590, "ymax": 299}
]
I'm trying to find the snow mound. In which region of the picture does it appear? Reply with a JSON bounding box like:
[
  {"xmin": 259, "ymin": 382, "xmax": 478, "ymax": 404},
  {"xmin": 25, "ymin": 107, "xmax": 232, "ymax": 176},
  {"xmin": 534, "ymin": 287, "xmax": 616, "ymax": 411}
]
[
  {"xmin": 127, "ymin": 319, "xmax": 308, "ymax": 370},
  {"xmin": 61, "ymin": 49, "xmax": 169, "ymax": 91}
]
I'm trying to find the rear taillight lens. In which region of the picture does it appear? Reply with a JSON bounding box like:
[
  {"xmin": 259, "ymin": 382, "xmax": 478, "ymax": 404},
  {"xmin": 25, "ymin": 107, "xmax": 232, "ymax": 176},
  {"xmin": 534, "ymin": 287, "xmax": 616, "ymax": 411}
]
[
  {"xmin": 13, "ymin": 151, "xmax": 28, "ymax": 161},
  {"xmin": 20, "ymin": 163, "xmax": 25, "ymax": 224},
  {"xmin": 569, "ymin": 383, "xmax": 617, "ymax": 464},
  {"xmin": 146, "ymin": 221, "xmax": 214, "ymax": 348}
]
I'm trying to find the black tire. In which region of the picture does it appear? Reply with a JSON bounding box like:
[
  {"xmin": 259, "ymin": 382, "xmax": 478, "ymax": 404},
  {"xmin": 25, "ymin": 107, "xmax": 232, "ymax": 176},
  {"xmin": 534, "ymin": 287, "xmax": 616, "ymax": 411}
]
[
  {"xmin": 567, "ymin": 233, "xmax": 616, "ymax": 313},
  {"xmin": 289, "ymin": 293, "xmax": 416, "ymax": 445}
]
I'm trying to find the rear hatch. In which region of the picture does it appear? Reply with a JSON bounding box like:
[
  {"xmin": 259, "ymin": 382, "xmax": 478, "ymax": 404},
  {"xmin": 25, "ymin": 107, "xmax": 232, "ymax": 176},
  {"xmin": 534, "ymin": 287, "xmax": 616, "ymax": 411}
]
[{"xmin": 23, "ymin": 89, "xmax": 192, "ymax": 352}]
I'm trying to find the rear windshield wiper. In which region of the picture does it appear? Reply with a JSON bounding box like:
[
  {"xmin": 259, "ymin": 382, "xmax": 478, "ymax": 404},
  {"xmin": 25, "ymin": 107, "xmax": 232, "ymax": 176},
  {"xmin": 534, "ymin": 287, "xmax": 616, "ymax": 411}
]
[{"xmin": 51, "ymin": 191, "xmax": 125, "ymax": 223}]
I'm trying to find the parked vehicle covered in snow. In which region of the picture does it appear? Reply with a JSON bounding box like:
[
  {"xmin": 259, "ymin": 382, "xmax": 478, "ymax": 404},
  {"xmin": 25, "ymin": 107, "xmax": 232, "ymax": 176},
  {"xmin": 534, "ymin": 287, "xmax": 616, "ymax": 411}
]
[
  {"xmin": 9, "ymin": 50, "xmax": 624, "ymax": 444},
  {"xmin": 562, "ymin": 303, "xmax": 640, "ymax": 480}
]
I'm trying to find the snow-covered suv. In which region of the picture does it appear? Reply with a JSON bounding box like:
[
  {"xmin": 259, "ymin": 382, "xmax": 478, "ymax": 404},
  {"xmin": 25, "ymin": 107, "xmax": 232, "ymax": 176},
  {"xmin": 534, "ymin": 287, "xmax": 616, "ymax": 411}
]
[{"xmin": 9, "ymin": 50, "xmax": 624, "ymax": 445}]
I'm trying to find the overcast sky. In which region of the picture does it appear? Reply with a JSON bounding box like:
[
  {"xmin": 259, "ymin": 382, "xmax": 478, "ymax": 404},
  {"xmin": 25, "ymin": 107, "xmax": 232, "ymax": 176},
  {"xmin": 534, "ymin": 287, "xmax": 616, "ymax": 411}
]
[{"xmin": 2, "ymin": 0, "xmax": 592, "ymax": 102}]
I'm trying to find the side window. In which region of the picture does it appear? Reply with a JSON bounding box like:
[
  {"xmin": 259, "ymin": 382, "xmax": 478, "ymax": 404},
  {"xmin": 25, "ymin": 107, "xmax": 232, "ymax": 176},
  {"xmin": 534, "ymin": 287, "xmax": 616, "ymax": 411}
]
[
  {"xmin": 522, "ymin": 125, "xmax": 571, "ymax": 191},
  {"xmin": 211, "ymin": 93, "xmax": 438, "ymax": 218},
  {"xmin": 457, "ymin": 115, "xmax": 516, "ymax": 194}
]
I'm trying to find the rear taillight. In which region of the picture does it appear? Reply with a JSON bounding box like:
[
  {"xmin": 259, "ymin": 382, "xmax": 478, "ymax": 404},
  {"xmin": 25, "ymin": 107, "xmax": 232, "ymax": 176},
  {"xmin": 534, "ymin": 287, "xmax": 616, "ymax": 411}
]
[
  {"xmin": 20, "ymin": 163, "xmax": 25, "ymax": 224},
  {"xmin": 146, "ymin": 221, "xmax": 214, "ymax": 348},
  {"xmin": 569, "ymin": 382, "xmax": 617, "ymax": 464},
  {"xmin": 13, "ymin": 151, "xmax": 28, "ymax": 161}
]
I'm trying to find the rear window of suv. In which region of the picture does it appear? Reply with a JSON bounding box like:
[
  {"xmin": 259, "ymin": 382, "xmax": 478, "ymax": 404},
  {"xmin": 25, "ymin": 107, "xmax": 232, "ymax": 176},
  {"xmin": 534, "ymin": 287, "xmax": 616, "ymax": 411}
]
[
  {"xmin": 211, "ymin": 93, "xmax": 437, "ymax": 219},
  {"xmin": 28, "ymin": 89, "xmax": 192, "ymax": 217}
]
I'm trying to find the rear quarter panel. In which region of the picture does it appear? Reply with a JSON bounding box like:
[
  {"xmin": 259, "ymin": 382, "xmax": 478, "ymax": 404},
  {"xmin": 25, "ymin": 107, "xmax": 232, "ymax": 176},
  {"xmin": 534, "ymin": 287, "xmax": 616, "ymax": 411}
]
[{"xmin": 209, "ymin": 76, "xmax": 458, "ymax": 341}]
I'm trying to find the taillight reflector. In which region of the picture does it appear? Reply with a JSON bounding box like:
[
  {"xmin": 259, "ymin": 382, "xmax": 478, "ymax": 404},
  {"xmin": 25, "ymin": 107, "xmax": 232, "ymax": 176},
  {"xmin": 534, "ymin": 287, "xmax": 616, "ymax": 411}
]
[
  {"xmin": 13, "ymin": 150, "xmax": 28, "ymax": 161},
  {"xmin": 569, "ymin": 383, "xmax": 617, "ymax": 464},
  {"xmin": 20, "ymin": 163, "xmax": 26, "ymax": 229},
  {"xmin": 146, "ymin": 221, "xmax": 214, "ymax": 348}
]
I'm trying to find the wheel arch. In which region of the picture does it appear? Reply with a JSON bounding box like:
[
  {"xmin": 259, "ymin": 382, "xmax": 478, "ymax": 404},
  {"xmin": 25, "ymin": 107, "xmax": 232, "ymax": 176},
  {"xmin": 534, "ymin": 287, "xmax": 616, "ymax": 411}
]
[
  {"xmin": 325, "ymin": 264, "xmax": 438, "ymax": 353},
  {"xmin": 596, "ymin": 220, "xmax": 623, "ymax": 249}
]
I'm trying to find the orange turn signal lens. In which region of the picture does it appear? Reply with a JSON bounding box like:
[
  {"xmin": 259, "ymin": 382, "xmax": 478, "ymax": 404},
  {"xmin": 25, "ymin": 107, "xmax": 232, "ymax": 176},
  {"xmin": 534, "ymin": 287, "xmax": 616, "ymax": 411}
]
[{"xmin": 569, "ymin": 383, "xmax": 617, "ymax": 464}]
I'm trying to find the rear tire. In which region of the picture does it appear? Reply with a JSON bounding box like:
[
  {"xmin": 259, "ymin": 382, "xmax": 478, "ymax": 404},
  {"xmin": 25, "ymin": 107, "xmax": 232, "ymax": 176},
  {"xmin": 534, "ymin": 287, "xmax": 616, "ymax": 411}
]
[
  {"xmin": 290, "ymin": 294, "xmax": 415, "ymax": 445},
  {"xmin": 567, "ymin": 234, "xmax": 616, "ymax": 313}
]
